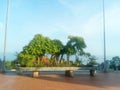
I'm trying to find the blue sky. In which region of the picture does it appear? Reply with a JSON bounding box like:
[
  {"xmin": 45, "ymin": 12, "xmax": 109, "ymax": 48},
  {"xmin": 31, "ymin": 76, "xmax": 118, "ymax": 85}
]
[{"xmin": 0, "ymin": 0, "xmax": 120, "ymax": 61}]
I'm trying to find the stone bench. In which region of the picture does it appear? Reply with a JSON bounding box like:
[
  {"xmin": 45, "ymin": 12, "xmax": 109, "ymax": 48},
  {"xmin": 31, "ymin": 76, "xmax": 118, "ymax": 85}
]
[{"xmin": 17, "ymin": 67, "xmax": 96, "ymax": 77}]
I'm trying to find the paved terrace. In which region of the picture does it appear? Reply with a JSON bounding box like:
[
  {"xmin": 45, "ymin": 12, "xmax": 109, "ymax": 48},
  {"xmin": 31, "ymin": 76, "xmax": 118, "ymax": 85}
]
[{"xmin": 0, "ymin": 71, "xmax": 120, "ymax": 90}]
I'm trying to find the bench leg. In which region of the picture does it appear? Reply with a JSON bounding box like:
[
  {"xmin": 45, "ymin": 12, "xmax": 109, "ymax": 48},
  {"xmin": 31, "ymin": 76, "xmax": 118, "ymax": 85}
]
[
  {"xmin": 90, "ymin": 69, "xmax": 96, "ymax": 77},
  {"xmin": 65, "ymin": 70, "xmax": 74, "ymax": 77},
  {"xmin": 33, "ymin": 71, "xmax": 39, "ymax": 78}
]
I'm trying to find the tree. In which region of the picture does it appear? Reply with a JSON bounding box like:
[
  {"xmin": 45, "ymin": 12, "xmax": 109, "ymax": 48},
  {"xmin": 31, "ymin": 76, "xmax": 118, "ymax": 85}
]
[
  {"xmin": 16, "ymin": 34, "xmax": 89, "ymax": 67},
  {"xmin": 65, "ymin": 42, "xmax": 75, "ymax": 62},
  {"xmin": 27, "ymin": 34, "xmax": 51, "ymax": 55},
  {"xmin": 50, "ymin": 39, "xmax": 63, "ymax": 62},
  {"xmin": 6, "ymin": 61, "xmax": 12, "ymax": 69},
  {"xmin": 87, "ymin": 56, "xmax": 97, "ymax": 66},
  {"xmin": 112, "ymin": 56, "xmax": 120, "ymax": 61},
  {"xmin": 25, "ymin": 34, "xmax": 52, "ymax": 64},
  {"xmin": 110, "ymin": 56, "xmax": 120, "ymax": 70},
  {"xmin": 65, "ymin": 35, "xmax": 86, "ymax": 62},
  {"xmin": 16, "ymin": 34, "xmax": 52, "ymax": 66}
]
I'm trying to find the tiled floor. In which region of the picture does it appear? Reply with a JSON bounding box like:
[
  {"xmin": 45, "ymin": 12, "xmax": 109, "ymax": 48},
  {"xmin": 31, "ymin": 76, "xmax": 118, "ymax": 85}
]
[{"xmin": 0, "ymin": 72, "xmax": 120, "ymax": 90}]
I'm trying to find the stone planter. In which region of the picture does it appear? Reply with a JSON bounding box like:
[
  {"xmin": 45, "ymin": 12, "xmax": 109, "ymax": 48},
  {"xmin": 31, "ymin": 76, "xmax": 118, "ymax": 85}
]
[{"xmin": 65, "ymin": 70, "xmax": 74, "ymax": 77}]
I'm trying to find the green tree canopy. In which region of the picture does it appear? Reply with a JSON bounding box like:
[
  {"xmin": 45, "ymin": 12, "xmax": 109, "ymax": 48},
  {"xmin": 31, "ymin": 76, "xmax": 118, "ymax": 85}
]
[
  {"xmin": 65, "ymin": 35, "xmax": 87, "ymax": 62},
  {"xmin": 16, "ymin": 34, "xmax": 90, "ymax": 67}
]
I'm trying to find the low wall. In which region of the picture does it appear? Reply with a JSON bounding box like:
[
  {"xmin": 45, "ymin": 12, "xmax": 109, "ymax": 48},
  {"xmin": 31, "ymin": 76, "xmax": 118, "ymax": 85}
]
[{"xmin": 18, "ymin": 67, "xmax": 92, "ymax": 71}]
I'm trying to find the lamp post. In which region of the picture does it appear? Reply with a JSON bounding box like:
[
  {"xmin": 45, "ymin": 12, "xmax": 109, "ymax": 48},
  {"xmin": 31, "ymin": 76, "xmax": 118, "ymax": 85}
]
[
  {"xmin": 2, "ymin": 0, "xmax": 10, "ymax": 73},
  {"xmin": 102, "ymin": 0, "xmax": 107, "ymax": 72}
]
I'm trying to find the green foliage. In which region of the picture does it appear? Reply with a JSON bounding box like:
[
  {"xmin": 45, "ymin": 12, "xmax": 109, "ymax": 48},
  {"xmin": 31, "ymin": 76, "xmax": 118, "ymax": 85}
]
[
  {"xmin": 15, "ymin": 33, "xmax": 92, "ymax": 67},
  {"xmin": 26, "ymin": 60, "xmax": 33, "ymax": 67},
  {"xmin": 87, "ymin": 56, "xmax": 97, "ymax": 66},
  {"xmin": 20, "ymin": 59, "xmax": 27, "ymax": 67},
  {"xmin": 68, "ymin": 35, "xmax": 86, "ymax": 52},
  {"xmin": 58, "ymin": 63, "xmax": 72, "ymax": 67},
  {"xmin": 64, "ymin": 35, "xmax": 86, "ymax": 62},
  {"xmin": 34, "ymin": 63, "xmax": 43, "ymax": 67},
  {"xmin": 73, "ymin": 59, "xmax": 82, "ymax": 67},
  {"xmin": 11, "ymin": 60, "xmax": 17, "ymax": 69},
  {"xmin": 109, "ymin": 56, "xmax": 120, "ymax": 70},
  {"xmin": 27, "ymin": 34, "xmax": 52, "ymax": 56},
  {"xmin": 51, "ymin": 39, "xmax": 63, "ymax": 53},
  {"xmin": 112, "ymin": 56, "xmax": 120, "ymax": 61},
  {"xmin": 6, "ymin": 61, "xmax": 12, "ymax": 69},
  {"xmin": 50, "ymin": 39, "xmax": 64, "ymax": 61}
]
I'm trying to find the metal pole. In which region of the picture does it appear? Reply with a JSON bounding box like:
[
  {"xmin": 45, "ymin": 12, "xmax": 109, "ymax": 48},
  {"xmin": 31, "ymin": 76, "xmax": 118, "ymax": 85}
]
[
  {"xmin": 102, "ymin": 0, "xmax": 107, "ymax": 72},
  {"xmin": 2, "ymin": 0, "xmax": 10, "ymax": 72}
]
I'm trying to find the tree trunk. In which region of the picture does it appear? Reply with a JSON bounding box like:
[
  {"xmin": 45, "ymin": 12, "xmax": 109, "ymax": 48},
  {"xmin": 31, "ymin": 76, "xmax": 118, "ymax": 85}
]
[
  {"xmin": 59, "ymin": 54, "xmax": 64, "ymax": 63},
  {"xmin": 37, "ymin": 57, "xmax": 40, "ymax": 64},
  {"xmin": 67, "ymin": 54, "xmax": 70, "ymax": 64}
]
